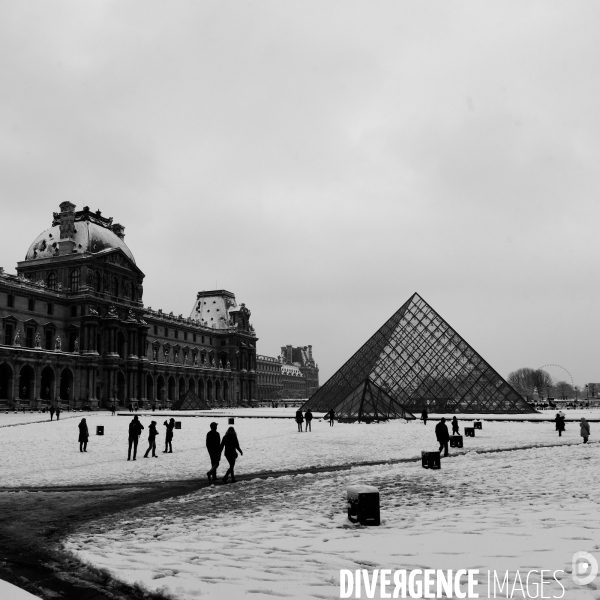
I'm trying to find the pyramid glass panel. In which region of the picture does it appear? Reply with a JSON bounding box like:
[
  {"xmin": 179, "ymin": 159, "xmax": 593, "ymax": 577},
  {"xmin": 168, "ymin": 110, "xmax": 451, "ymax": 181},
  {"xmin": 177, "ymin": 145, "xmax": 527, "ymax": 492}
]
[
  {"xmin": 171, "ymin": 389, "xmax": 211, "ymax": 411},
  {"xmin": 302, "ymin": 293, "xmax": 536, "ymax": 415}
]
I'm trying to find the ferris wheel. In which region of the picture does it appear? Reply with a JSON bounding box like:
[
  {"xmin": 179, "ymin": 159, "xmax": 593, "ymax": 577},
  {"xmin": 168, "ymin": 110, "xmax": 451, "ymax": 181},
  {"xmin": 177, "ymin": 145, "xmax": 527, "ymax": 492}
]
[{"xmin": 538, "ymin": 364, "xmax": 574, "ymax": 387}]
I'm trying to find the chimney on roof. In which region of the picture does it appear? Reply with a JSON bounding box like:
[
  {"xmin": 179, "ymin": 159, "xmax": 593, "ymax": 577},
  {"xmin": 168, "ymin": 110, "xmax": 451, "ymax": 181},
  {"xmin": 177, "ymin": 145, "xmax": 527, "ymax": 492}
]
[
  {"xmin": 57, "ymin": 202, "xmax": 76, "ymax": 256},
  {"xmin": 112, "ymin": 223, "xmax": 125, "ymax": 240},
  {"xmin": 308, "ymin": 345, "xmax": 313, "ymax": 360}
]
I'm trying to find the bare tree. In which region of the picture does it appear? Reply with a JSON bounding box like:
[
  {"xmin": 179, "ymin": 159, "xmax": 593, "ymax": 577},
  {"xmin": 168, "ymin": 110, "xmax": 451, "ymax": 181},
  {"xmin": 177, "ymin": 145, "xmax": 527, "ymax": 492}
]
[
  {"xmin": 508, "ymin": 368, "xmax": 553, "ymax": 400},
  {"xmin": 554, "ymin": 380, "xmax": 574, "ymax": 400}
]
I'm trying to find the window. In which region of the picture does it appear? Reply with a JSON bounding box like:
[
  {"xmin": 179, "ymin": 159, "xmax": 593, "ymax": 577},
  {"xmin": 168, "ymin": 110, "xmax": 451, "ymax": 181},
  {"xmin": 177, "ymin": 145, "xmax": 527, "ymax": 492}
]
[
  {"xmin": 209, "ymin": 337, "xmax": 212, "ymax": 345},
  {"xmin": 94, "ymin": 271, "xmax": 101, "ymax": 292},
  {"xmin": 184, "ymin": 331, "xmax": 188, "ymax": 341},
  {"xmin": 25, "ymin": 327, "xmax": 34, "ymax": 348},
  {"xmin": 47, "ymin": 272, "xmax": 57, "ymax": 289},
  {"xmin": 201, "ymin": 335, "xmax": 205, "ymax": 344},
  {"xmin": 7, "ymin": 294, "xmax": 13, "ymax": 308},
  {"xmin": 45, "ymin": 329, "xmax": 53, "ymax": 350},
  {"xmin": 193, "ymin": 333, "xmax": 196, "ymax": 343},
  {"xmin": 174, "ymin": 330, "xmax": 178, "ymax": 339},
  {"xmin": 165, "ymin": 327, "xmax": 169, "ymax": 337},
  {"xmin": 71, "ymin": 306, "xmax": 77, "ymax": 317},
  {"xmin": 4, "ymin": 323, "xmax": 14, "ymax": 345},
  {"xmin": 111, "ymin": 276, "xmax": 119, "ymax": 297},
  {"xmin": 70, "ymin": 269, "xmax": 80, "ymax": 292},
  {"xmin": 68, "ymin": 331, "xmax": 77, "ymax": 353},
  {"xmin": 153, "ymin": 325, "xmax": 158, "ymax": 335},
  {"xmin": 28, "ymin": 298, "xmax": 35, "ymax": 311},
  {"xmin": 47, "ymin": 303, "xmax": 53, "ymax": 316}
]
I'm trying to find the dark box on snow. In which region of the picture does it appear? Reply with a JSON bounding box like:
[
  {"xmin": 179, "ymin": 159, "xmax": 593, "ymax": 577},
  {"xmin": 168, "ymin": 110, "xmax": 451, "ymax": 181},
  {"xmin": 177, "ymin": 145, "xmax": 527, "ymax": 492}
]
[
  {"xmin": 347, "ymin": 484, "xmax": 380, "ymax": 526},
  {"xmin": 421, "ymin": 451, "xmax": 441, "ymax": 469},
  {"xmin": 96, "ymin": 425, "xmax": 104, "ymax": 435},
  {"xmin": 465, "ymin": 427, "xmax": 475, "ymax": 437},
  {"xmin": 175, "ymin": 421, "xmax": 181, "ymax": 429},
  {"xmin": 450, "ymin": 435, "xmax": 463, "ymax": 448}
]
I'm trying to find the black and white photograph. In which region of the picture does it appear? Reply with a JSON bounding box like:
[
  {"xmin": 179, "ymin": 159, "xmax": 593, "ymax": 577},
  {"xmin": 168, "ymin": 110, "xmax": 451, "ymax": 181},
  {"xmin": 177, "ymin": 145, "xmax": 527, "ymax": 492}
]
[{"xmin": 0, "ymin": 2, "xmax": 599, "ymax": 599}]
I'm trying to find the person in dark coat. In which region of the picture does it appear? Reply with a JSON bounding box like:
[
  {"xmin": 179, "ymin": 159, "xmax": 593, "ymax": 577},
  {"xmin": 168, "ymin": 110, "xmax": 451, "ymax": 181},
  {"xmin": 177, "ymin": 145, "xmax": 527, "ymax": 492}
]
[
  {"xmin": 451, "ymin": 416, "xmax": 459, "ymax": 435},
  {"xmin": 128, "ymin": 415, "xmax": 144, "ymax": 461},
  {"xmin": 144, "ymin": 421, "xmax": 159, "ymax": 458},
  {"xmin": 555, "ymin": 413, "xmax": 566, "ymax": 437},
  {"xmin": 78, "ymin": 418, "xmax": 89, "ymax": 452},
  {"xmin": 421, "ymin": 409, "xmax": 428, "ymax": 425},
  {"xmin": 580, "ymin": 417, "xmax": 591, "ymax": 443},
  {"xmin": 206, "ymin": 422, "xmax": 221, "ymax": 480},
  {"xmin": 435, "ymin": 417, "xmax": 450, "ymax": 457},
  {"xmin": 220, "ymin": 426, "xmax": 243, "ymax": 483},
  {"xmin": 50, "ymin": 405, "xmax": 55, "ymax": 421},
  {"xmin": 328, "ymin": 409, "xmax": 335, "ymax": 426},
  {"xmin": 110, "ymin": 404, "xmax": 116, "ymax": 416},
  {"xmin": 295, "ymin": 409, "xmax": 303, "ymax": 432},
  {"xmin": 304, "ymin": 409, "xmax": 313, "ymax": 432},
  {"xmin": 55, "ymin": 406, "xmax": 61, "ymax": 420},
  {"xmin": 163, "ymin": 418, "xmax": 175, "ymax": 453}
]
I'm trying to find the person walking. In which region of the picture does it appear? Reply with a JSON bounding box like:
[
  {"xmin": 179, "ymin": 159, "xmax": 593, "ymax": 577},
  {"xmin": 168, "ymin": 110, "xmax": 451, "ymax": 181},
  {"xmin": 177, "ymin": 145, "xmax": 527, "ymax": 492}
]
[
  {"xmin": 580, "ymin": 417, "xmax": 591, "ymax": 443},
  {"xmin": 127, "ymin": 415, "xmax": 144, "ymax": 461},
  {"xmin": 451, "ymin": 416, "xmax": 459, "ymax": 435},
  {"xmin": 110, "ymin": 403, "xmax": 116, "ymax": 416},
  {"xmin": 49, "ymin": 405, "xmax": 55, "ymax": 421},
  {"xmin": 163, "ymin": 418, "xmax": 175, "ymax": 453},
  {"xmin": 221, "ymin": 426, "xmax": 243, "ymax": 483},
  {"xmin": 295, "ymin": 409, "xmax": 303, "ymax": 432},
  {"xmin": 144, "ymin": 421, "xmax": 159, "ymax": 458},
  {"xmin": 56, "ymin": 405, "xmax": 61, "ymax": 420},
  {"xmin": 78, "ymin": 418, "xmax": 89, "ymax": 452},
  {"xmin": 328, "ymin": 409, "xmax": 335, "ymax": 426},
  {"xmin": 435, "ymin": 417, "xmax": 450, "ymax": 457},
  {"xmin": 304, "ymin": 409, "xmax": 313, "ymax": 432},
  {"xmin": 421, "ymin": 409, "xmax": 428, "ymax": 425},
  {"xmin": 206, "ymin": 422, "xmax": 221, "ymax": 481},
  {"xmin": 555, "ymin": 412, "xmax": 566, "ymax": 437}
]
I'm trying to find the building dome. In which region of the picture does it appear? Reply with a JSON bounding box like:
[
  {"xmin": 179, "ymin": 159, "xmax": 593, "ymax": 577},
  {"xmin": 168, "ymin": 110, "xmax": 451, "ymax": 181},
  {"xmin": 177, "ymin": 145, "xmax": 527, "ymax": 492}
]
[{"xmin": 25, "ymin": 207, "xmax": 136, "ymax": 263}]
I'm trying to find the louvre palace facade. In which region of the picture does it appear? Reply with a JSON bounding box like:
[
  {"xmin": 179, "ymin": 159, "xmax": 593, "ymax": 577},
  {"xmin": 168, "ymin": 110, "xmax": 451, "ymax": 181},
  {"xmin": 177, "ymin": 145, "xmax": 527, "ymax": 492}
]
[{"xmin": 0, "ymin": 202, "xmax": 257, "ymax": 409}]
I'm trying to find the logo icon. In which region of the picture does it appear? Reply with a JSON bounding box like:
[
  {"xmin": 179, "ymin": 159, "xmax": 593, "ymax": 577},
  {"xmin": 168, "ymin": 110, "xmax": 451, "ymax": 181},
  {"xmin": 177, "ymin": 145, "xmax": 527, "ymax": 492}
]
[{"xmin": 572, "ymin": 551, "xmax": 598, "ymax": 586}]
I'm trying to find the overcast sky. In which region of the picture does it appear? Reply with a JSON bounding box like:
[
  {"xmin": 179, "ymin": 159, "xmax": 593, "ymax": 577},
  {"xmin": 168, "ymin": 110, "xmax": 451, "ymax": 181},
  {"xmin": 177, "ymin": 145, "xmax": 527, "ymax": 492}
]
[{"xmin": 1, "ymin": 1, "xmax": 599, "ymax": 388}]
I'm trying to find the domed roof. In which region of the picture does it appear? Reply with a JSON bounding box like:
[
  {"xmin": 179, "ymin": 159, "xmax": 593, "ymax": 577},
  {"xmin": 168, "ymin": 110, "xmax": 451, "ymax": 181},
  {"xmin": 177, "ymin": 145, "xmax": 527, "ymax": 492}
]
[{"xmin": 25, "ymin": 218, "xmax": 135, "ymax": 263}]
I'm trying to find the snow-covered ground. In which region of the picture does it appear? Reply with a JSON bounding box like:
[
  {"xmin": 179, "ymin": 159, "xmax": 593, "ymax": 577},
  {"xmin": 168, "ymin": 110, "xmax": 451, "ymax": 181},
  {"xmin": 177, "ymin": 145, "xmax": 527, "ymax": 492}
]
[
  {"xmin": 0, "ymin": 411, "xmax": 592, "ymax": 488},
  {"xmin": 64, "ymin": 442, "xmax": 600, "ymax": 600},
  {"xmin": 0, "ymin": 579, "xmax": 41, "ymax": 599}
]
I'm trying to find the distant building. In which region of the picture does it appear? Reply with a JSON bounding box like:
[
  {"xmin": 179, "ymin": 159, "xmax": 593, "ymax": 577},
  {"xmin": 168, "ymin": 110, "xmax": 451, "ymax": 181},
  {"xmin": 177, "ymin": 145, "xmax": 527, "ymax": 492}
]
[
  {"xmin": 586, "ymin": 383, "xmax": 600, "ymax": 398},
  {"xmin": 280, "ymin": 345, "xmax": 319, "ymax": 398},
  {"xmin": 256, "ymin": 355, "xmax": 283, "ymax": 401},
  {"xmin": 256, "ymin": 345, "xmax": 319, "ymax": 401},
  {"xmin": 0, "ymin": 203, "xmax": 257, "ymax": 409}
]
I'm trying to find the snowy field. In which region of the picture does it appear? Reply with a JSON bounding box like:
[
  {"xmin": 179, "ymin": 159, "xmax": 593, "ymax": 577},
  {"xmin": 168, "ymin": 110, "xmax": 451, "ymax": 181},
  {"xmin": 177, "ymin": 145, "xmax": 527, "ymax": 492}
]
[
  {"xmin": 65, "ymin": 442, "xmax": 600, "ymax": 600},
  {"xmin": 0, "ymin": 410, "xmax": 593, "ymax": 488}
]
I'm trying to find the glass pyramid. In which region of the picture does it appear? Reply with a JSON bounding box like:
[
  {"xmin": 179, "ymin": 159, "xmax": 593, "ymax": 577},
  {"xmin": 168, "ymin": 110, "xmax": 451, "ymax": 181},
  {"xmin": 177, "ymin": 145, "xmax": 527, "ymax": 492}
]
[
  {"xmin": 303, "ymin": 293, "xmax": 536, "ymax": 415},
  {"xmin": 171, "ymin": 389, "xmax": 211, "ymax": 411}
]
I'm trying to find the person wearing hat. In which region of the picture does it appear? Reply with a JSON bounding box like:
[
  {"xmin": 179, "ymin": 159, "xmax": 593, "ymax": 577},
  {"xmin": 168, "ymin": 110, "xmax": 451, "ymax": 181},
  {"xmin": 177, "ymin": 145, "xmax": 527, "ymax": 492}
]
[
  {"xmin": 206, "ymin": 422, "xmax": 221, "ymax": 480},
  {"xmin": 143, "ymin": 420, "xmax": 159, "ymax": 458}
]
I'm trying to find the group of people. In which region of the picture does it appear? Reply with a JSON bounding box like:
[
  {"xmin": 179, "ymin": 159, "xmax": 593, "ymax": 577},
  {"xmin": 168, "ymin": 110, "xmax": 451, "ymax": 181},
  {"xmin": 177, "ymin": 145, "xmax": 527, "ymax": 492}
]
[
  {"xmin": 294, "ymin": 408, "xmax": 335, "ymax": 431},
  {"xmin": 49, "ymin": 405, "xmax": 62, "ymax": 421},
  {"xmin": 554, "ymin": 412, "xmax": 591, "ymax": 443},
  {"xmin": 126, "ymin": 416, "xmax": 177, "ymax": 459}
]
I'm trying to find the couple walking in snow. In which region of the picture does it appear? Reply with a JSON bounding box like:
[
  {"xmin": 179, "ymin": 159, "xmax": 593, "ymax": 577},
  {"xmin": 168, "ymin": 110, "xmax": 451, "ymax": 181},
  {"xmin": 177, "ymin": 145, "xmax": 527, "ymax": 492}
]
[{"xmin": 206, "ymin": 422, "xmax": 243, "ymax": 483}]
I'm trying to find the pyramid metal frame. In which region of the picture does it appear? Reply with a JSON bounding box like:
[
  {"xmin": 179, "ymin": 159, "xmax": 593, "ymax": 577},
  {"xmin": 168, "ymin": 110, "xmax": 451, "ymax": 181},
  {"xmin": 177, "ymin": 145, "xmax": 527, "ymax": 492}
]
[
  {"xmin": 334, "ymin": 378, "xmax": 416, "ymax": 422},
  {"xmin": 302, "ymin": 293, "xmax": 536, "ymax": 415},
  {"xmin": 171, "ymin": 389, "xmax": 211, "ymax": 411}
]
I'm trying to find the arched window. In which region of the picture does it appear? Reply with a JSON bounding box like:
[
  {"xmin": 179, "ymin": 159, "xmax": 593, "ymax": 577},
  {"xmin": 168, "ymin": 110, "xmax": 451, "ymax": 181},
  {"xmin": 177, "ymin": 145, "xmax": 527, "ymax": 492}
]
[
  {"xmin": 111, "ymin": 276, "xmax": 119, "ymax": 297},
  {"xmin": 69, "ymin": 269, "xmax": 80, "ymax": 292},
  {"xmin": 46, "ymin": 272, "xmax": 57, "ymax": 289}
]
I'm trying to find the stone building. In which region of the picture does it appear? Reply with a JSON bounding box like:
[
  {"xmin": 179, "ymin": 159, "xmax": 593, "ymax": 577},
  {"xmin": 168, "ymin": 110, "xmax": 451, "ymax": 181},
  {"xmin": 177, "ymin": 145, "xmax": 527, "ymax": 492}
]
[
  {"xmin": 0, "ymin": 202, "xmax": 257, "ymax": 409},
  {"xmin": 256, "ymin": 355, "xmax": 283, "ymax": 401},
  {"xmin": 256, "ymin": 345, "xmax": 319, "ymax": 400}
]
